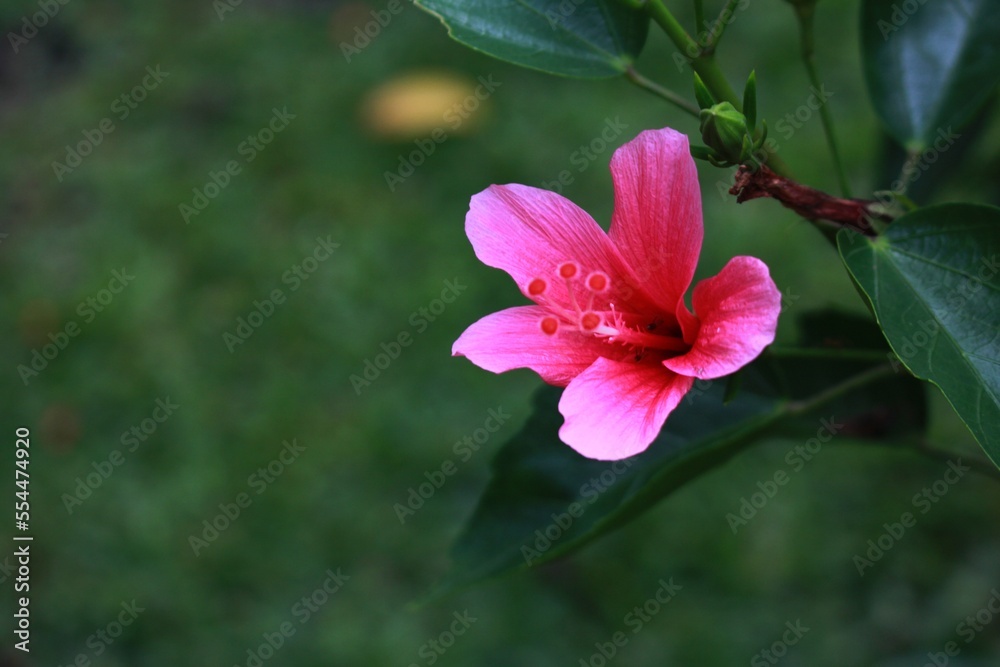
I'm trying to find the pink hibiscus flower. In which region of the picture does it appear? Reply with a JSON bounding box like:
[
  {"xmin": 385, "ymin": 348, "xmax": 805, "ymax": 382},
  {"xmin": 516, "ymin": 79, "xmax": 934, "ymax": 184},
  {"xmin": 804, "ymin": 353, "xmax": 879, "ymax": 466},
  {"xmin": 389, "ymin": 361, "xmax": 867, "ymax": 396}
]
[{"xmin": 453, "ymin": 128, "xmax": 781, "ymax": 460}]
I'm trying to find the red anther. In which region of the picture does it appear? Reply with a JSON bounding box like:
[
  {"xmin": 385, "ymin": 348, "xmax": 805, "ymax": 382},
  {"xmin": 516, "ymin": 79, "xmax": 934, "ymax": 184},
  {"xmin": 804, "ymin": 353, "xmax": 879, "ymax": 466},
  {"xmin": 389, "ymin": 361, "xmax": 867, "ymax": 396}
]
[
  {"xmin": 540, "ymin": 316, "xmax": 559, "ymax": 336},
  {"xmin": 557, "ymin": 261, "xmax": 579, "ymax": 280},
  {"xmin": 585, "ymin": 271, "xmax": 609, "ymax": 293},
  {"xmin": 527, "ymin": 278, "xmax": 547, "ymax": 297},
  {"xmin": 580, "ymin": 312, "xmax": 601, "ymax": 331}
]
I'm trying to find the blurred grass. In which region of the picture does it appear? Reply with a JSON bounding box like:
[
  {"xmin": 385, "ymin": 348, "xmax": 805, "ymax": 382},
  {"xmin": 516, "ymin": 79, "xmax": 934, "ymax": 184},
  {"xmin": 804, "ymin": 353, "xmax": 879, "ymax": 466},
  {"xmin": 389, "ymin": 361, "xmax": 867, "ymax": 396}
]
[{"xmin": 1, "ymin": 0, "xmax": 999, "ymax": 665}]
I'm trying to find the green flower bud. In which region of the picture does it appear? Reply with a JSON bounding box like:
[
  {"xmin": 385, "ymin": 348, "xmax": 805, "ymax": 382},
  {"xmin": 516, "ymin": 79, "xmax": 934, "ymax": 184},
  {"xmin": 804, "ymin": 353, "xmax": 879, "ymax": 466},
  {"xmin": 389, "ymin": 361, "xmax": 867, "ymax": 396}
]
[{"xmin": 698, "ymin": 102, "xmax": 752, "ymax": 166}]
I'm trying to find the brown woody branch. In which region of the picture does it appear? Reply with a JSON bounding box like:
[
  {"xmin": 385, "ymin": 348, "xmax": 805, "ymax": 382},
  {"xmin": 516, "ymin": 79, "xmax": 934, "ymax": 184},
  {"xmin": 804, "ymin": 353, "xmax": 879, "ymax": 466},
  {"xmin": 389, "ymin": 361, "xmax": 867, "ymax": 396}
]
[{"xmin": 729, "ymin": 165, "xmax": 893, "ymax": 236}]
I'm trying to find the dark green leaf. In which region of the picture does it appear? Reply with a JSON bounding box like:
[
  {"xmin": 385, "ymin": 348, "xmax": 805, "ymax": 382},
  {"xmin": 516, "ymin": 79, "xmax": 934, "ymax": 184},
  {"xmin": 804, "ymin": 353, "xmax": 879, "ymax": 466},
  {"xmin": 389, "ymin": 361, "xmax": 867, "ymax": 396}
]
[
  {"xmin": 764, "ymin": 309, "xmax": 926, "ymax": 440},
  {"xmin": 429, "ymin": 331, "xmax": 926, "ymax": 598},
  {"xmin": 861, "ymin": 0, "xmax": 1000, "ymax": 149},
  {"xmin": 838, "ymin": 204, "xmax": 1000, "ymax": 465},
  {"xmin": 414, "ymin": 0, "xmax": 649, "ymax": 78}
]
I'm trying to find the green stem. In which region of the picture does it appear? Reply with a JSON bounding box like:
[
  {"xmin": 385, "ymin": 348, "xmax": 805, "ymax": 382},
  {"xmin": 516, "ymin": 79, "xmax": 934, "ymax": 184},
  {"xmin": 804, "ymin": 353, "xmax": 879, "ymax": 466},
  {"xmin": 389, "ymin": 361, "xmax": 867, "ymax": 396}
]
[
  {"xmin": 642, "ymin": 0, "xmax": 791, "ymax": 176},
  {"xmin": 691, "ymin": 58, "xmax": 741, "ymax": 112},
  {"xmin": 780, "ymin": 364, "xmax": 1000, "ymax": 480},
  {"xmin": 646, "ymin": 0, "xmax": 740, "ymax": 107},
  {"xmin": 793, "ymin": 3, "xmax": 851, "ymax": 197},
  {"xmin": 786, "ymin": 364, "xmax": 895, "ymax": 416},
  {"xmin": 893, "ymin": 149, "xmax": 922, "ymax": 197},
  {"xmin": 644, "ymin": 0, "xmax": 701, "ymax": 61},
  {"xmin": 625, "ymin": 67, "xmax": 700, "ymax": 117},
  {"xmin": 693, "ymin": 0, "xmax": 705, "ymax": 41},
  {"xmin": 768, "ymin": 346, "xmax": 891, "ymax": 362},
  {"xmin": 703, "ymin": 0, "xmax": 743, "ymax": 52}
]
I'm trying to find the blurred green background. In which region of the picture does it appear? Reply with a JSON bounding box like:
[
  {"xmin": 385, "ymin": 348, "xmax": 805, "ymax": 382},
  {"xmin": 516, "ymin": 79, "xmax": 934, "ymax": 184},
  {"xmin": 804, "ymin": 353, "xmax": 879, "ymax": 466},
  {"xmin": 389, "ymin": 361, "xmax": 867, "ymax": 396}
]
[{"xmin": 2, "ymin": 0, "xmax": 1000, "ymax": 665}]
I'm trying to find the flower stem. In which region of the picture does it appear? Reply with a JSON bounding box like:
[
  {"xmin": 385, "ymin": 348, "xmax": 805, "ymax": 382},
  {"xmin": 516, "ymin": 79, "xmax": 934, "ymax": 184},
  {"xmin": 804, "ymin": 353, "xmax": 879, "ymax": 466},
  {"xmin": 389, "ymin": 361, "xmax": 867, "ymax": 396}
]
[
  {"xmin": 730, "ymin": 164, "xmax": 892, "ymax": 235},
  {"xmin": 786, "ymin": 364, "xmax": 895, "ymax": 416},
  {"xmin": 644, "ymin": 0, "xmax": 741, "ymax": 107},
  {"xmin": 644, "ymin": 0, "xmax": 700, "ymax": 63},
  {"xmin": 776, "ymin": 365, "xmax": 1000, "ymax": 482},
  {"xmin": 640, "ymin": 0, "xmax": 791, "ymax": 176},
  {"xmin": 693, "ymin": 0, "xmax": 705, "ymax": 40},
  {"xmin": 625, "ymin": 67, "xmax": 700, "ymax": 117},
  {"xmin": 793, "ymin": 2, "xmax": 851, "ymax": 197},
  {"xmin": 893, "ymin": 148, "xmax": 922, "ymax": 198},
  {"xmin": 703, "ymin": 0, "xmax": 743, "ymax": 52}
]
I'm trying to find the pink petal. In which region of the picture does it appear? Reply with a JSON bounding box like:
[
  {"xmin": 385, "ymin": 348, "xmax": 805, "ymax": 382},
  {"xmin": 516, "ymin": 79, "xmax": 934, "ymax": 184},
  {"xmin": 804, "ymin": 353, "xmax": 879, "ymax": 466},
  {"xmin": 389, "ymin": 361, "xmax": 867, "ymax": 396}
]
[
  {"xmin": 663, "ymin": 256, "xmax": 781, "ymax": 380},
  {"xmin": 466, "ymin": 184, "xmax": 656, "ymax": 312},
  {"xmin": 608, "ymin": 128, "xmax": 703, "ymax": 313},
  {"xmin": 558, "ymin": 357, "xmax": 695, "ymax": 460},
  {"xmin": 452, "ymin": 305, "xmax": 612, "ymax": 386}
]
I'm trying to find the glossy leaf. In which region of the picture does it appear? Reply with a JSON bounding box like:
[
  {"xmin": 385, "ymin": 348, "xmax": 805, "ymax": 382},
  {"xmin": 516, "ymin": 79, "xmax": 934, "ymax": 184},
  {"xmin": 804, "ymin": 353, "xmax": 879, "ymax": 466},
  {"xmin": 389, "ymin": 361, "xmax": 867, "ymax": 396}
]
[
  {"xmin": 414, "ymin": 0, "xmax": 649, "ymax": 78},
  {"xmin": 838, "ymin": 204, "xmax": 1000, "ymax": 465},
  {"xmin": 861, "ymin": 0, "xmax": 1000, "ymax": 149}
]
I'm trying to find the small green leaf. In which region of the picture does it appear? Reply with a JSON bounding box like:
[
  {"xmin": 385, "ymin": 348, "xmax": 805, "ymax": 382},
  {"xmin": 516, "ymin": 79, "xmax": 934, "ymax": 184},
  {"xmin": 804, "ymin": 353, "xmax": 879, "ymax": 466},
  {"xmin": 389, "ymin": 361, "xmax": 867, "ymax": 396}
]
[
  {"xmin": 414, "ymin": 0, "xmax": 650, "ymax": 79},
  {"xmin": 838, "ymin": 204, "xmax": 1000, "ymax": 465},
  {"xmin": 693, "ymin": 72, "xmax": 716, "ymax": 110},
  {"xmin": 743, "ymin": 70, "xmax": 757, "ymax": 130},
  {"xmin": 861, "ymin": 0, "xmax": 1000, "ymax": 149},
  {"xmin": 689, "ymin": 144, "xmax": 715, "ymax": 161}
]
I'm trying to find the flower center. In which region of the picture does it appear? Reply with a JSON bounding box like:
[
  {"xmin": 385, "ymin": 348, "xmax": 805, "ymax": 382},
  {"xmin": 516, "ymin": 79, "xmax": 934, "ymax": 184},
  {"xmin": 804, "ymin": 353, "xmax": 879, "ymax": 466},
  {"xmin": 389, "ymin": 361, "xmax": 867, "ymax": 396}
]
[{"xmin": 528, "ymin": 260, "xmax": 689, "ymax": 355}]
